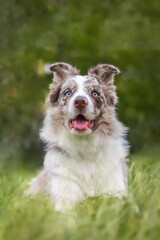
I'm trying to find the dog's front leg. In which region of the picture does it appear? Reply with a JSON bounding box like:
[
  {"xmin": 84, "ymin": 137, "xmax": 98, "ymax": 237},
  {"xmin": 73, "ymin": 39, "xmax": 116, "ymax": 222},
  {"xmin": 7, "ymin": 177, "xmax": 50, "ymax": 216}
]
[
  {"xmin": 49, "ymin": 175, "xmax": 84, "ymax": 211},
  {"xmin": 101, "ymin": 170, "xmax": 127, "ymax": 198}
]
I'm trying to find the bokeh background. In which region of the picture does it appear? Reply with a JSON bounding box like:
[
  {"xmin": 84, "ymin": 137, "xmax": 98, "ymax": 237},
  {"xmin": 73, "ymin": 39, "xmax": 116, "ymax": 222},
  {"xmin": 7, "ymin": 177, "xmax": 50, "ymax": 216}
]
[{"xmin": 0, "ymin": 0, "xmax": 160, "ymax": 165}]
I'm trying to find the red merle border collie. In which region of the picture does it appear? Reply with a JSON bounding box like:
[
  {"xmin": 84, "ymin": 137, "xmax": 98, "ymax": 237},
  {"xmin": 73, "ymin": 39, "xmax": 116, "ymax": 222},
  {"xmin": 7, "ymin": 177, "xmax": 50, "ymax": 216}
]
[{"xmin": 28, "ymin": 62, "xmax": 129, "ymax": 210}]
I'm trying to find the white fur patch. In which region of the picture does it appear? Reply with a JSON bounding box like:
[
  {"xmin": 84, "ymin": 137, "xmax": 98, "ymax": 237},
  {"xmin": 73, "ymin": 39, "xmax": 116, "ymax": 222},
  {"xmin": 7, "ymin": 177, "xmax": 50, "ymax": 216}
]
[{"xmin": 67, "ymin": 75, "xmax": 95, "ymax": 121}]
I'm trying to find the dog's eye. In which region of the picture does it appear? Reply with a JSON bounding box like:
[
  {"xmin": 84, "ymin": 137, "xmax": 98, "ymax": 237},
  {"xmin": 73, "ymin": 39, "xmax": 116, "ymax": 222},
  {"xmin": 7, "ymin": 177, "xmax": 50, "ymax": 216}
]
[
  {"xmin": 65, "ymin": 91, "xmax": 72, "ymax": 97},
  {"xmin": 92, "ymin": 91, "xmax": 99, "ymax": 97}
]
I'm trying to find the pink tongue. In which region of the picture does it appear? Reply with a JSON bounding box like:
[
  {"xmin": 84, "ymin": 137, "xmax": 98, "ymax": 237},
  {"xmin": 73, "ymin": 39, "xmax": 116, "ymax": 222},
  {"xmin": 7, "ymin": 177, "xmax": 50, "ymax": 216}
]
[{"xmin": 73, "ymin": 119, "xmax": 88, "ymax": 130}]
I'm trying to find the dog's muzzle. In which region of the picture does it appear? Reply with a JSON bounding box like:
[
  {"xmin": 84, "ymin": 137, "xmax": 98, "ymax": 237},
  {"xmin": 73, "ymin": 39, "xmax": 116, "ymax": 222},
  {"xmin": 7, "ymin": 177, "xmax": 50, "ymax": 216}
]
[{"xmin": 73, "ymin": 96, "xmax": 88, "ymax": 111}]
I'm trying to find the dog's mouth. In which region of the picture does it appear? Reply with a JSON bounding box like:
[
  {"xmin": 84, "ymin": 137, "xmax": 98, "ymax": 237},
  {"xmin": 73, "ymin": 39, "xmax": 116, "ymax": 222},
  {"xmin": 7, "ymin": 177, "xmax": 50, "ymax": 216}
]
[{"xmin": 69, "ymin": 114, "xmax": 94, "ymax": 131}]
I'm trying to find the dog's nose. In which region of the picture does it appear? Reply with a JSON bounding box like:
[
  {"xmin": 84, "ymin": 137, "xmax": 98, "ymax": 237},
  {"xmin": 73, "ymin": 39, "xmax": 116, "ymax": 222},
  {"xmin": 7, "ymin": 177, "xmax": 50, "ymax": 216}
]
[{"xmin": 74, "ymin": 96, "xmax": 88, "ymax": 109}]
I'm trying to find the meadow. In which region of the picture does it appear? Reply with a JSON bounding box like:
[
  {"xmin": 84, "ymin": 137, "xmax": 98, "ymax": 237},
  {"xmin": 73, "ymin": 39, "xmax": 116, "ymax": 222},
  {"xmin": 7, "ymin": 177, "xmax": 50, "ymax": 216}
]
[
  {"xmin": 0, "ymin": 1, "xmax": 160, "ymax": 239},
  {"xmin": 0, "ymin": 148, "xmax": 160, "ymax": 240}
]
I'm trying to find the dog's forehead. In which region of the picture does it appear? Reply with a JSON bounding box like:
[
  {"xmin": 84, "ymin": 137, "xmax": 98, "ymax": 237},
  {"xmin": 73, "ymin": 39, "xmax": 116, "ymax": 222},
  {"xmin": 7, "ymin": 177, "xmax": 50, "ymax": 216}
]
[{"xmin": 64, "ymin": 75, "xmax": 99, "ymax": 90}]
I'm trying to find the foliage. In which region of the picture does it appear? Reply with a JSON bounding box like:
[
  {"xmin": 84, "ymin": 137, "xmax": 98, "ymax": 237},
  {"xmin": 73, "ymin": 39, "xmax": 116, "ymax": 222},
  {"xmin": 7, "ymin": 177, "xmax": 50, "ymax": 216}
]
[
  {"xmin": 0, "ymin": 0, "xmax": 160, "ymax": 159},
  {"xmin": 0, "ymin": 150, "xmax": 160, "ymax": 240}
]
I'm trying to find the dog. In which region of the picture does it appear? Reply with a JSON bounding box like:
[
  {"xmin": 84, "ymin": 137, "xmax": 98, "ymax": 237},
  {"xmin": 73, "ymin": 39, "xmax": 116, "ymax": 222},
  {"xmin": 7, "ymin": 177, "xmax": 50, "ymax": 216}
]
[{"xmin": 28, "ymin": 62, "xmax": 129, "ymax": 210}]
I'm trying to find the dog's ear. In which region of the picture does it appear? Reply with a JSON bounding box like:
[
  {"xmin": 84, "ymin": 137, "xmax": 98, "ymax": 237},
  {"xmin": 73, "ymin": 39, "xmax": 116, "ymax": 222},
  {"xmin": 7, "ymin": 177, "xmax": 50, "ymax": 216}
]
[
  {"xmin": 88, "ymin": 64, "xmax": 120, "ymax": 106},
  {"xmin": 88, "ymin": 64, "xmax": 120, "ymax": 84},
  {"xmin": 47, "ymin": 63, "xmax": 79, "ymax": 105},
  {"xmin": 50, "ymin": 62, "xmax": 79, "ymax": 82}
]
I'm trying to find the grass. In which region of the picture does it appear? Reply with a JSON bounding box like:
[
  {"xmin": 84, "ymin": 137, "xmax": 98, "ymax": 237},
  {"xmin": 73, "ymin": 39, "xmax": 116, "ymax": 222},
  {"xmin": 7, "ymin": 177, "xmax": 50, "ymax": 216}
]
[{"xmin": 0, "ymin": 148, "xmax": 160, "ymax": 240}]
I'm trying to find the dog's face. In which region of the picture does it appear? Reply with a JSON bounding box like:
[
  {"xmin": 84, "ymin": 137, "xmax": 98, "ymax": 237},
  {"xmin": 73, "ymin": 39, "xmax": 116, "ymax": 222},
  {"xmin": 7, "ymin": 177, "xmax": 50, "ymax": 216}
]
[
  {"xmin": 48, "ymin": 62, "xmax": 120, "ymax": 135},
  {"xmin": 59, "ymin": 75, "xmax": 105, "ymax": 134}
]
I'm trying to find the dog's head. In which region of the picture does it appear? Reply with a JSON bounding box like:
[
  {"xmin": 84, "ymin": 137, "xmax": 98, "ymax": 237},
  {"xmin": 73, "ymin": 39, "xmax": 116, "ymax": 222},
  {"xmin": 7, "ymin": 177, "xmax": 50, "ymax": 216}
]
[{"xmin": 47, "ymin": 62, "xmax": 120, "ymax": 135}]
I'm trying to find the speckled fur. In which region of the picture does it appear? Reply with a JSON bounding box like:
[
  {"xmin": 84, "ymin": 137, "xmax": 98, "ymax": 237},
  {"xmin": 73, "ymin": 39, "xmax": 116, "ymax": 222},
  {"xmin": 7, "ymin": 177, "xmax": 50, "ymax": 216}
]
[{"xmin": 28, "ymin": 62, "xmax": 129, "ymax": 211}]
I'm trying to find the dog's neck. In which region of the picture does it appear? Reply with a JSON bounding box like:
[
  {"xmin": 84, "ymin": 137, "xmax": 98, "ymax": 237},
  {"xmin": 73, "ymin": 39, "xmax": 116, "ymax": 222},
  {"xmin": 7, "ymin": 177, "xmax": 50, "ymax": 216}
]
[{"xmin": 47, "ymin": 128, "xmax": 114, "ymax": 162}]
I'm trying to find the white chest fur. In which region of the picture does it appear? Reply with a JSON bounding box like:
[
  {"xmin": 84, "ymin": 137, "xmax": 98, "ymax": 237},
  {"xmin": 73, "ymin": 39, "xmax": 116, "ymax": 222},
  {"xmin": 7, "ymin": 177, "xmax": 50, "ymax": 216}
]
[{"xmin": 42, "ymin": 132, "xmax": 128, "ymax": 210}]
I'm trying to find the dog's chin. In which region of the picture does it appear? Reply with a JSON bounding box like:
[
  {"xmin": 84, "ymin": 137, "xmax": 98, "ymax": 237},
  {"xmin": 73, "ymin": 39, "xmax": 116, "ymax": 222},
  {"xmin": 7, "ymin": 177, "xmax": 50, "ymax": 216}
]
[
  {"xmin": 70, "ymin": 128, "xmax": 92, "ymax": 135},
  {"xmin": 67, "ymin": 114, "xmax": 96, "ymax": 135}
]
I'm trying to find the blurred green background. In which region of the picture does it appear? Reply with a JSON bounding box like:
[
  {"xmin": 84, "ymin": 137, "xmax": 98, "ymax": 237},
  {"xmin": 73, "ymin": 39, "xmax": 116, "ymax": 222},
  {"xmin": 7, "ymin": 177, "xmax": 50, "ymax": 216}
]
[{"xmin": 0, "ymin": 0, "xmax": 160, "ymax": 164}]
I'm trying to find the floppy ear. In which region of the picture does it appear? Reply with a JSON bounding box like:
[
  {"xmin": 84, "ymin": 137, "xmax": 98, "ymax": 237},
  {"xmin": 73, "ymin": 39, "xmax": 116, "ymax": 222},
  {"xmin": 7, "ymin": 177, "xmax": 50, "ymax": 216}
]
[
  {"xmin": 48, "ymin": 62, "xmax": 79, "ymax": 105},
  {"xmin": 50, "ymin": 62, "xmax": 79, "ymax": 82},
  {"xmin": 88, "ymin": 64, "xmax": 120, "ymax": 106},
  {"xmin": 88, "ymin": 64, "xmax": 120, "ymax": 83}
]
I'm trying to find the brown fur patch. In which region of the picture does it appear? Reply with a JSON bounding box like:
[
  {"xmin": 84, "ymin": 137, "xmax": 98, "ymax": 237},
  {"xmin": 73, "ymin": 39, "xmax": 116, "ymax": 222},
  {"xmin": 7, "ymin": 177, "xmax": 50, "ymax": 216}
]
[
  {"xmin": 88, "ymin": 64, "xmax": 120, "ymax": 83},
  {"xmin": 61, "ymin": 79, "xmax": 77, "ymax": 94},
  {"xmin": 59, "ymin": 80, "xmax": 78, "ymax": 106},
  {"xmin": 101, "ymin": 83, "xmax": 118, "ymax": 106},
  {"xmin": 50, "ymin": 62, "xmax": 79, "ymax": 83},
  {"xmin": 88, "ymin": 64, "xmax": 120, "ymax": 106},
  {"xmin": 93, "ymin": 106, "xmax": 123, "ymax": 137},
  {"xmin": 84, "ymin": 78, "xmax": 104, "ymax": 109},
  {"xmin": 48, "ymin": 82, "xmax": 61, "ymax": 105},
  {"xmin": 48, "ymin": 63, "xmax": 79, "ymax": 105},
  {"xmin": 50, "ymin": 106, "xmax": 64, "ymax": 134}
]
